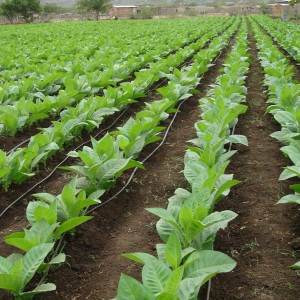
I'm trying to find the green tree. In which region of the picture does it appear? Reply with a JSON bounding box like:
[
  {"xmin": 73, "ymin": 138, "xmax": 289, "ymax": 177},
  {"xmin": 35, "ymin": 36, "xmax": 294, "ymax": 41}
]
[
  {"xmin": 259, "ymin": 1, "xmax": 269, "ymax": 14},
  {"xmin": 43, "ymin": 2, "xmax": 63, "ymax": 13},
  {"xmin": 290, "ymin": 0, "xmax": 300, "ymax": 5},
  {"xmin": 0, "ymin": 0, "xmax": 16, "ymax": 23},
  {"xmin": 13, "ymin": 0, "xmax": 41, "ymax": 22},
  {"xmin": 77, "ymin": 0, "xmax": 111, "ymax": 20}
]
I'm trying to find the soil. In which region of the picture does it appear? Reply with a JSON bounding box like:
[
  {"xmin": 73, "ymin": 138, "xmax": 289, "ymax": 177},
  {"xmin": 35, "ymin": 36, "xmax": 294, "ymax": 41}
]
[{"xmin": 210, "ymin": 25, "xmax": 300, "ymax": 300}]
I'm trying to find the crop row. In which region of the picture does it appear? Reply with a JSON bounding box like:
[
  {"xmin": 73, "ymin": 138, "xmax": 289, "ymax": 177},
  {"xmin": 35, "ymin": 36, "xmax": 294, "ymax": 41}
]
[
  {"xmin": 0, "ymin": 19, "xmax": 240, "ymax": 299},
  {"xmin": 252, "ymin": 15, "xmax": 300, "ymax": 63},
  {"xmin": 0, "ymin": 18, "xmax": 236, "ymax": 190},
  {"xmin": 115, "ymin": 20, "xmax": 250, "ymax": 299},
  {"xmin": 250, "ymin": 18, "xmax": 300, "ymax": 272}
]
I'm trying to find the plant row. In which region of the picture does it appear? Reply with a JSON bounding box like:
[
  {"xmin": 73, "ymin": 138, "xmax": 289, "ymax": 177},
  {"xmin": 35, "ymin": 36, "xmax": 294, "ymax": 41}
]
[
  {"xmin": 0, "ymin": 18, "xmax": 237, "ymax": 190},
  {"xmin": 252, "ymin": 15, "xmax": 300, "ymax": 63},
  {"xmin": 0, "ymin": 18, "xmax": 228, "ymax": 135},
  {"xmin": 115, "ymin": 20, "xmax": 250, "ymax": 299},
  {"xmin": 0, "ymin": 19, "xmax": 241, "ymax": 300},
  {"xmin": 250, "ymin": 18, "xmax": 300, "ymax": 271}
]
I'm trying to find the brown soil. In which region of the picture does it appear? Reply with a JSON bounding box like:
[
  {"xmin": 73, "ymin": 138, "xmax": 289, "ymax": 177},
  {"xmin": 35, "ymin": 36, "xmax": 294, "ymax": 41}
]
[{"xmin": 210, "ymin": 26, "xmax": 300, "ymax": 300}]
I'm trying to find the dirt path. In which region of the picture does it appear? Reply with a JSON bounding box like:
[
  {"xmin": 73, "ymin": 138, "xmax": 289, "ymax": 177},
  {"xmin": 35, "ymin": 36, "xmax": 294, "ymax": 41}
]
[
  {"xmin": 27, "ymin": 34, "xmax": 239, "ymax": 300},
  {"xmin": 210, "ymin": 26, "xmax": 300, "ymax": 300}
]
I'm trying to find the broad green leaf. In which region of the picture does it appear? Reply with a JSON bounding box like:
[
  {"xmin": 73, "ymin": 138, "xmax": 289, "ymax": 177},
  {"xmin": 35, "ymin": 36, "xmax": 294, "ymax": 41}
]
[
  {"xmin": 0, "ymin": 274, "xmax": 23, "ymax": 293},
  {"xmin": 277, "ymin": 194, "xmax": 300, "ymax": 205},
  {"xmin": 122, "ymin": 252, "xmax": 156, "ymax": 265},
  {"xmin": 54, "ymin": 216, "xmax": 92, "ymax": 239},
  {"xmin": 164, "ymin": 266, "xmax": 184, "ymax": 294},
  {"xmin": 184, "ymin": 250, "xmax": 236, "ymax": 284},
  {"xmin": 116, "ymin": 274, "xmax": 155, "ymax": 300},
  {"xmin": 142, "ymin": 257, "xmax": 171, "ymax": 294},
  {"xmin": 165, "ymin": 232, "xmax": 182, "ymax": 270},
  {"xmin": 23, "ymin": 243, "xmax": 54, "ymax": 286},
  {"xmin": 18, "ymin": 283, "xmax": 56, "ymax": 298}
]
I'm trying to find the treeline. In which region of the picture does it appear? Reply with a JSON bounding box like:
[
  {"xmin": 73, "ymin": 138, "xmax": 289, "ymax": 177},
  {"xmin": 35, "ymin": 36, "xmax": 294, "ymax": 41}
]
[
  {"xmin": 0, "ymin": 0, "xmax": 72, "ymax": 23},
  {"xmin": 0, "ymin": 0, "xmax": 111, "ymax": 23}
]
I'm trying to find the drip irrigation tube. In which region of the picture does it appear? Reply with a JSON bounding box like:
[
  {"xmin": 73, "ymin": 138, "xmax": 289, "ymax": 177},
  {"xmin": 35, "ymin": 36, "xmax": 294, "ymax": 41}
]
[{"xmin": 86, "ymin": 96, "xmax": 188, "ymax": 214}]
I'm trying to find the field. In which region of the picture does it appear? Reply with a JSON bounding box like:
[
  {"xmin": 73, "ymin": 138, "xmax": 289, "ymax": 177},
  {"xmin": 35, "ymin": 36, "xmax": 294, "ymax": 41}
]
[{"xmin": 1, "ymin": 15, "xmax": 300, "ymax": 300}]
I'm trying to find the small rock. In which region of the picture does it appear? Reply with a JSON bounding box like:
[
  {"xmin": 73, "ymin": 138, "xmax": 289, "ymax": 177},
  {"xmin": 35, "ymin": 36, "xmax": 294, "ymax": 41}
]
[
  {"xmin": 71, "ymin": 263, "xmax": 81, "ymax": 272},
  {"xmin": 290, "ymin": 237, "xmax": 300, "ymax": 250},
  {"xmin": 84, "ymin": 238, "xmax": 92, "ymax": 247}
]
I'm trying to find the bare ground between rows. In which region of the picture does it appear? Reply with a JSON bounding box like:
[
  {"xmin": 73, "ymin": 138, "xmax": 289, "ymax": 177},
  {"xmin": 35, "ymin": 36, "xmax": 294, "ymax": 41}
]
[
  {"xmin": 210, "ymin": 28, "xmax": 300, "ymax": 300},
  {"xmin": 3, "ymin": 34, "xmax": 238, "ymax": 300}
]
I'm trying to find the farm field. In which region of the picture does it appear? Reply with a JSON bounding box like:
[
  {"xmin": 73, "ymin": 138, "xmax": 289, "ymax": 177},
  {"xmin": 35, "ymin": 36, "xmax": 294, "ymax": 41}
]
[{"xmin": 1, "ymin": 15, "xmax": 300, "ymax": 300}]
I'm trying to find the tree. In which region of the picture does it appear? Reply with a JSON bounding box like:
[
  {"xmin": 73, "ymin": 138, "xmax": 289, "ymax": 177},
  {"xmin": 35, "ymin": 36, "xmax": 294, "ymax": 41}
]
[
  {"xmin": 0, "ymin": 0, "xmax": 16, "ymax": 23},
  {"xmin": 290, "ymin": 0, "xmax": 300, "ymax": 5},
  {"xmin": 0, "ymin": 0, "xmax": 41, "ymax": 23},
  {"xmin": 77, "ymin": 0, "xmax": 111, "ymax": 20},
  {"xmin": 13, "ymin": 0, "xmax": 41, "ymax": 22},
  {"xmin": 43, "ymin": 3, "xmax": 62, "ymax": 14}
]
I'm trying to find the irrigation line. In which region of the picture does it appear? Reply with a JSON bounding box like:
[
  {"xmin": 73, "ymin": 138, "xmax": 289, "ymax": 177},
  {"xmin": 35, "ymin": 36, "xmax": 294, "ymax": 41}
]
[
  {"xmin": 86, "ymin": 97, "xmax": 188, "ymax": 214},
  {"xmin": 0, "ymin": 106, "xmax": 130, "ymax": 218}
]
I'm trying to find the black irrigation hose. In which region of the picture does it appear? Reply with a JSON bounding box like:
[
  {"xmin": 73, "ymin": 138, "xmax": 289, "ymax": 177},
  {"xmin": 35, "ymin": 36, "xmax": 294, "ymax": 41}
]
[
  {"xmin": 86, "ymin": 96, "xmax": 188, "ymax": 214},
  {"xmin": 0, "ymin": 106, "xmax": 130, "ymax": 218}
]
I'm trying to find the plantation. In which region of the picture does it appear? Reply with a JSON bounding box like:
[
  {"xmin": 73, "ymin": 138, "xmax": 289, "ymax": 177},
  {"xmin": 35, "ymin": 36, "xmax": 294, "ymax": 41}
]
[{"xmin": 0, "ymin": 15, "xmax": 300, "ymax": 299}]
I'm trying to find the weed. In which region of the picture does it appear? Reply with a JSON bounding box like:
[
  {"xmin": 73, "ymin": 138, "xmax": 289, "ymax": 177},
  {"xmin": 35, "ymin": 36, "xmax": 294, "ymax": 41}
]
[{"xmin": 241, "ymin": 238, "xmax": 259, "ymax": 253}]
